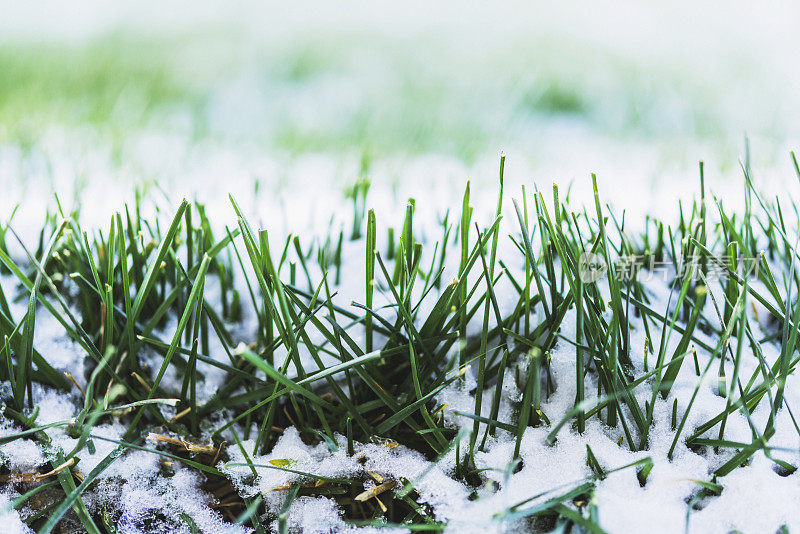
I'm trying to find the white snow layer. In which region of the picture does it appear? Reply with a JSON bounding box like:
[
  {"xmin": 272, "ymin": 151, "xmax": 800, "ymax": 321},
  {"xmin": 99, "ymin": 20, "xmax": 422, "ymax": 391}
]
[{"xmin": 2, "ymin": 144, "xmax": 800, "ymax": 532}]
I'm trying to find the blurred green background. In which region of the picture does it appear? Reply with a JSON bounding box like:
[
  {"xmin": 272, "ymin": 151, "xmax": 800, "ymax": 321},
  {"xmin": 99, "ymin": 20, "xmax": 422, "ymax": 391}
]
[
  {"xmin": 2, "ymin": 1, "xmax": 798, "ymax": 162},
  {"xmin": 2, "ymin": 0, "xmax": 800, "ymax": 231}
]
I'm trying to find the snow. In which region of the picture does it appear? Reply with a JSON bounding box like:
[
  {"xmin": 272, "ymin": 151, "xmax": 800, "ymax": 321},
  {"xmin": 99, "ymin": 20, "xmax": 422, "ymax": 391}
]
[
  {"xmin": 94, "ymin": 464, "xmax": 247, "ymax": 534},
  {"xmin": 4, "ymin": 173, "xmax": 800, "ymax": 531},
  {"xmin": 0, "ymin": 435, "xmax": 45, "ymax": 474},
  {"xmin": 0, "ymin": 387, "xmax": 247, "ymax": 532},
  {"xmin": 2, "ymin": 3, "xmax": 800, "ymax": 531},
  {"xmin": 211, "ymin": 255, "xmax": 800, "ymax": 533},
  {"xmin": 222, "ymin": 428, "xmax": 471, "ymax": 529},
  {"xmin": 0, "ymin": 491, "xmax": 32, "ymax": 534},
  {"xmin": 279, "ymin": 496, "xmax": 389, "ymax": 534},
  {"xmin": 689, "ymin": 455, "xmax": 800, "ymax": 533}
]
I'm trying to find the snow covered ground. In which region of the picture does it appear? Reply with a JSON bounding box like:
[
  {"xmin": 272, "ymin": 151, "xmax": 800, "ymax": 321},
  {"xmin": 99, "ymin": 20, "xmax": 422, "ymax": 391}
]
[{"xmin": 2, "ymin": 2, "xmax": 800, "ymax": 533}]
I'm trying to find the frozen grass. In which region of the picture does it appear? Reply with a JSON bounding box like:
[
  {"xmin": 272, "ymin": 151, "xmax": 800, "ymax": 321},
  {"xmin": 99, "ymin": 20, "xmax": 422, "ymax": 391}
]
[{"xmin": 2, "ymin": 153, "xmax": 800, "ymax": 532}]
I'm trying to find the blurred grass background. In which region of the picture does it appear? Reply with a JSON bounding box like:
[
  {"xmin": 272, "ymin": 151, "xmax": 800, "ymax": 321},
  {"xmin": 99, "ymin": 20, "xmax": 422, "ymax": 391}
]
[
  {"xmin": 1, "ymin": 0, "xmax": 800, "ymax": 236},
  {"xmin": 1, "ymin": 0, "xmax": 797, "ymax": 164}
]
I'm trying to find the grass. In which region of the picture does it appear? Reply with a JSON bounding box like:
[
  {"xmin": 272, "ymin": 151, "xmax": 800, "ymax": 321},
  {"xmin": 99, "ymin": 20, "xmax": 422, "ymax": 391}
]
[
  {"xmin": 0, "ymin": 30, "xmax": 759, "ymax": 164},
  {"xmin": 0, "ymin": 37, "xmax": 204, "ymax": 148},
  {"xmin": 1, "ymin": 153, "xmax": 800, "ymax": 531}
]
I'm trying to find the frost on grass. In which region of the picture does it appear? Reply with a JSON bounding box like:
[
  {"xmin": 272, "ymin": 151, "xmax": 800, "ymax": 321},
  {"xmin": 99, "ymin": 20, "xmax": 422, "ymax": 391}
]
[{"xmin": 2, "ymin": 157, "xmax": 800, "ymax": 532}]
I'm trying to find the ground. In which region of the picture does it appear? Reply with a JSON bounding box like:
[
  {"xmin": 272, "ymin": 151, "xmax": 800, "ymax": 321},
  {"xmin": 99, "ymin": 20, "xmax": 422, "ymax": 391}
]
[{"xmin": 2, "ymin": 2, "xmax": 800, "ymax": 533}]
